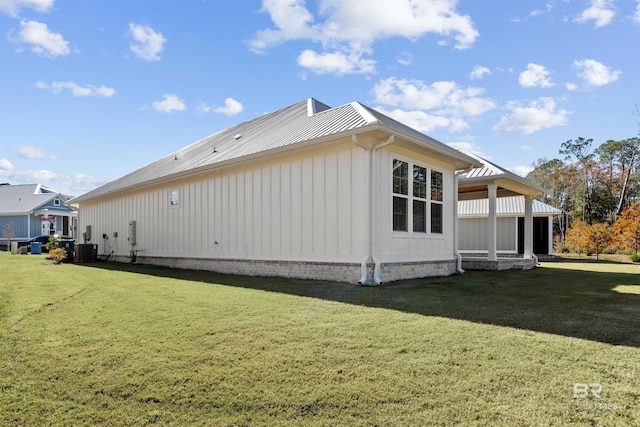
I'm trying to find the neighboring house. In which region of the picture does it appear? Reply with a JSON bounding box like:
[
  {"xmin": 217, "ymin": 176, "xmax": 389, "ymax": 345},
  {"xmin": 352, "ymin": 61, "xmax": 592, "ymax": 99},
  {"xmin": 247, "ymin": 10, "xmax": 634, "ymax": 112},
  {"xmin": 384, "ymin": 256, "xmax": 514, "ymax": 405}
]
[
  {"xmin": 458, "ymin": 196, "xmax": 562, "ymax": 256},
  {"xmin": 0, "ymin": 183, "xmax": 78, "ymax": 243},
  {"xmin": 72, "ymin": 98, "xmax": 484, "ymax": 284}
]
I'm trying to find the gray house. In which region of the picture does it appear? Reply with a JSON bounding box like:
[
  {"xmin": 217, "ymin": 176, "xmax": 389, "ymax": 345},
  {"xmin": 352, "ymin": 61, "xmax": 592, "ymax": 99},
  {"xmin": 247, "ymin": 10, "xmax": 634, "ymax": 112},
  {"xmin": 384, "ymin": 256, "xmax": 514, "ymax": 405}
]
[{"xmin": 0, "ymin": 183, "xmax": 77, "ymax": 245}]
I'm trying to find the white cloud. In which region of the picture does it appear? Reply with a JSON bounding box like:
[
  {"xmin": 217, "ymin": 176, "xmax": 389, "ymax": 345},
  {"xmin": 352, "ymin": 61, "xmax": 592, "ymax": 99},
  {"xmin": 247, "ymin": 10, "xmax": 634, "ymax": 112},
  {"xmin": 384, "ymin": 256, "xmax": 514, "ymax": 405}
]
[
  {"xmin": 14, "ymin": 20, "xmax": 69, "ymax": 58},
  {"xmin": 634, "ymin": 0, "xmax": 640, "ymax": 24},
  {"xmin": 372, "ymin": 77, "xmax": 495, "ymax": 117},
  {"xmin": 565, "ymin": 82, "xmax": 578, "ymax": 91},
  {"xmin": 469, "ymin": 65, "xmax": 490, "ymax": 80},
  {"xmin": 375, "ymin": 107, "xmax": 465, "ymax": 133},
  {"xmin": 397, "ymin": 52, "xmax": 412, "ymax": 66},
  {"xmin": 507, "ymin": 165, "xmax": 534, "ymax": 177},
  {"xmin": 151, "ymin": 94, "xmax": 186, "ymax": 113},
  {"xmin": 574, "ymin": 0, "xmax": 615, "ymax": 28},
  {"xmin": 250, "ymin": 0, "xmax": 479, "ymax": 74},
  {"xmin": 0, "ymin": 168, "xmax": 106, "ymax": 194},
  {"xmin": 0, "ymin": 0, "xmax": 53, "ymax": 17},
  {"xmin": 519, "ymin": 63, "xmax": 554, "ymax": 88},
  {"xmin": 36, "ymin": 81, "xmax": 115, "ymax": 97},
  {"xmin": 128, "ymin": 22, "xmax": 167, "ymax": 61},
  {"xmin": 573, "ymin": 59, "xmax": 621, "ymax": 86},
  {"xmin": 0, "ymin": 158, "xmax": 13, "ymax": 170},
  {"xmin": 214, "ymin": 98, "xmax": 244, "ymax": 116},
  {"xmin": 297, "ymin": 49, "xmax": 375, "ymax": 75},
  {"xmin": 493, "ymin": 97, "xmax": 571, "ymax": 135},
  {"xmin": 16, "ymin": 145, "xmax": 56, "ymax": 159}
]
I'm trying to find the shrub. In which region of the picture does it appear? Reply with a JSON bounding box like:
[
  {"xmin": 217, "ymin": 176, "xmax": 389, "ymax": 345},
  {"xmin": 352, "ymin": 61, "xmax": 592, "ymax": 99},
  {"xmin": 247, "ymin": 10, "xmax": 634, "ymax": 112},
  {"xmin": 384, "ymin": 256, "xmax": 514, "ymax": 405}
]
[
  {"xmin": 631, "ymin": 252, "xmax": 640, "ymax": 263},
  {"xmin": 49, "ymin": 248, "xmax": 67, "ymax": 264},
  {"xmin": 46, "ymin": 236, "xmax": 57, "ymax": 252}
]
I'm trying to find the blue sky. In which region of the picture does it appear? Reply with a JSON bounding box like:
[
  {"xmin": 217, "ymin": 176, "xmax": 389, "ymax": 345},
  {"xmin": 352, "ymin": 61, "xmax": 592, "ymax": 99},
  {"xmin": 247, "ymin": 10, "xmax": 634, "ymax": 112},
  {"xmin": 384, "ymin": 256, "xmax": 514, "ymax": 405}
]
[{"xmin": 1, "ymin": 0, "xmax": 638, "ymax": 197}]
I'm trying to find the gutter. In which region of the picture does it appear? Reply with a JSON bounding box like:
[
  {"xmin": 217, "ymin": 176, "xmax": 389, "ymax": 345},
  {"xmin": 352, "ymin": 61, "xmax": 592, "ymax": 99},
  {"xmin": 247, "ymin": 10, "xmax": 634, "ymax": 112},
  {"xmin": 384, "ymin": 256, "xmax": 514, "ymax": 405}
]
[
  {"xmin": 352, "ymin": 133, "xmax": 395, "ymax": 285},
  {"xmin": 454, "ymin": 165, "xmax": 475, "ymax": 274}
]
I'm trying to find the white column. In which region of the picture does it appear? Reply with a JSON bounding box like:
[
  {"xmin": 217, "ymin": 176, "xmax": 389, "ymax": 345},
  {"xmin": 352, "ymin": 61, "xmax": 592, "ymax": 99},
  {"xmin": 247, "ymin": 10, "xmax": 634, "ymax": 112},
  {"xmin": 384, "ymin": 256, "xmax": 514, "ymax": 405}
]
[
  {"xmin": 547, "ymin": 216, "xmax": 553, "ymax": 255},
  {"xmin": 487, "ymin": 183, "xmax": 497, "ymax": 261},
  {"xmin": 524, "ymin": 194, "xmax": 533, "ymax": 259}
]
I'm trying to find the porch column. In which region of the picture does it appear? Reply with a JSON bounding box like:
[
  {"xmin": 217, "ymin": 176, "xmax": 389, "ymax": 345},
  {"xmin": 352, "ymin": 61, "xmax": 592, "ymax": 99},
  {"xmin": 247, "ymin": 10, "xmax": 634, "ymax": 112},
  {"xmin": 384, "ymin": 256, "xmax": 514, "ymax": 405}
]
[
  {"xmin": 487, "ymin": 183, "xmax": 497, "ymax": 261},
  {"xmin": 523, "ymin": 194, "xmax": 533, "ymax": 259},
  {"xmin": 547, "ymin": 216, "xmax": 553, "ymax": 255}
]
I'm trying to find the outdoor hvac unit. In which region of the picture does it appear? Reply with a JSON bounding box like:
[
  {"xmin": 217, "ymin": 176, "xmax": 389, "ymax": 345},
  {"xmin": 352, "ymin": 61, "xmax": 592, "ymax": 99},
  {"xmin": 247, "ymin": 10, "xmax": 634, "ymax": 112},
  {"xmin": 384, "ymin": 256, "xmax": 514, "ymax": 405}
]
[
  {"xmin": 128, "ymin": 221, "xmax": 136, "ymax": 246},
  {"xmin": 75, "ymin": 244, "xmax": 97, "ymax": 263}
]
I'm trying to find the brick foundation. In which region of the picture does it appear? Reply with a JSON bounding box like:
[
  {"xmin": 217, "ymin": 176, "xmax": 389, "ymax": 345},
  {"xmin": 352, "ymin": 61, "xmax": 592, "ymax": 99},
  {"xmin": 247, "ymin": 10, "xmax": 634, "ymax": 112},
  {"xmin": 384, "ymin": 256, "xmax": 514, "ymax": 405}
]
[{"xmin": 118, "ymin": 255, "xmax": 459, "ymax": 284}]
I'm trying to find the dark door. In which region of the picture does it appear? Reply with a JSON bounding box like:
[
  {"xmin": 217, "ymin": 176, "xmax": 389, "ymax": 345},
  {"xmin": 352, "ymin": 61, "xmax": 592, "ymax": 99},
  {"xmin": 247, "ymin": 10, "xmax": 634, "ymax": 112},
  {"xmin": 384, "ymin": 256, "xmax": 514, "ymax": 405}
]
[{"xmin": 517, "ymin": 217, "xmax": 550, "ymax": 255}]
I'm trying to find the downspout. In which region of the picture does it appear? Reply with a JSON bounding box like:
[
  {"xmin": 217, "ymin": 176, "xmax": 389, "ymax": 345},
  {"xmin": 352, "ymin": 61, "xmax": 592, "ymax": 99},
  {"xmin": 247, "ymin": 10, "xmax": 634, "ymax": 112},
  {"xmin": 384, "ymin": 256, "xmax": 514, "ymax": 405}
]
[
  {"xmin": 352, "ymin": 133, "xmax": 395, "ymax": 285},
  {"xmin": 454, "ymin": 166, "xmax": 474, "ymax": 274}
]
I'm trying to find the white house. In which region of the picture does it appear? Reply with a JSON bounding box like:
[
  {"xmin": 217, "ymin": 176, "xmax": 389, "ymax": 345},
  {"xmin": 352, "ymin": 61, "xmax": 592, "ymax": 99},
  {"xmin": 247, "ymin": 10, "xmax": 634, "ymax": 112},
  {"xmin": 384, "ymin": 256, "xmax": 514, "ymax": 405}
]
[
  {"xmin": 456, "ymin": 150, "xmax": 551, "ymax": 270},
  {"xmin": 458, "ymin": 195, "xmax": 562, "ymax": 257},
  {"xmin": 71, "ymin": 98, "xmax": 489, "ymax": 284}
]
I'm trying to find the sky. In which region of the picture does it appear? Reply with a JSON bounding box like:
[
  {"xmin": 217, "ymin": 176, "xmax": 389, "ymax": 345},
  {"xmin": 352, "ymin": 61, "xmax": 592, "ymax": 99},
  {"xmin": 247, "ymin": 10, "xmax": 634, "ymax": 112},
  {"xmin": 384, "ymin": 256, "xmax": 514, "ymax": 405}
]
[{"xmin": 1, "ymin": 0, "xmax": 639, "ymax": 197}]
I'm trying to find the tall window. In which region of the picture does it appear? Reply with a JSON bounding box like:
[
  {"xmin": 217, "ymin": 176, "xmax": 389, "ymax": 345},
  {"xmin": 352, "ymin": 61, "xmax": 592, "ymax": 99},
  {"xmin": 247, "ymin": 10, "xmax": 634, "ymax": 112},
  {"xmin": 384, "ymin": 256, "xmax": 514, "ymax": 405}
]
[
  {"xmin": 392, "ymin": 158, "xmax": 444, "ymax": 234},
  {"xmin": 431, "ymin": 171, "xmax": 443, "ymax": 234},
  {"xmin": 392, "ymin": 159, "xmax": 408, "ymax": 231},
  {"xmin": 413, "ymin": 165, "xmax": 427, "ymax": 232}
]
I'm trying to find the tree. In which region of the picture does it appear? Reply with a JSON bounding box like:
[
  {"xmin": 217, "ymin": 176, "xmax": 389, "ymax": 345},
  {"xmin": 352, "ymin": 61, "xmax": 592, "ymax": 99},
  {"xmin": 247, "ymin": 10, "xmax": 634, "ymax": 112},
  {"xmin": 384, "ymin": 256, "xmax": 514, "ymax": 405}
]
[
  {"xmin": 580, "ymin": 222, "xmax": 612, "ymax": 260},
  {"xmin": 3, "ymin": 222, "xmax": 15, "ymax": 252},
  {"xmin": 612, "ymin": 203, "xmax": 640, "ymax": 254},
  {"xmin": 560, "ymin": 137, "xmax": 594, "ymax": 224},
  {"xmin": 565, "ymin": 219, "xmax": 586, "ymax": 257}
]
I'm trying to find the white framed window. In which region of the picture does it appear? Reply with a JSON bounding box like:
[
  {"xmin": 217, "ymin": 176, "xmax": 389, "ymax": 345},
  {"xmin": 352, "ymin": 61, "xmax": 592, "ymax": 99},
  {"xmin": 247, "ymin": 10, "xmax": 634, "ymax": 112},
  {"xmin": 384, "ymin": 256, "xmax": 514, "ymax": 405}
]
[
  {"xmin": 392, "ymin": 158, "xmax": 443, "ymax": 235},
  {"xmin": 54, "ymin": 199, "xmax": 60, "ymax": 206}
]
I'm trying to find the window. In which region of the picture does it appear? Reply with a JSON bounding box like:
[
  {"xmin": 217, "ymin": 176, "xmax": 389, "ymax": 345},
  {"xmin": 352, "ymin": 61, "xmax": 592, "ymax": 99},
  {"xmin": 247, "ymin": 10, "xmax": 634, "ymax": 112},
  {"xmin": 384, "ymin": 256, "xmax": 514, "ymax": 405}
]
[
  {"xmin": 392, "ymin": 160, "xmax": 408, "ymax": 231},
  {"xmin": 170, "ymin": 190, "xmax": 180, "ymax": 206},
  {"xmin": 54, "ymin": 199, "xmax": 60, "ymax": 206},
  {"xmin": 413, "ymin": 165, "xmax": 427, "ymax": 232},
  {"xmin": 392, "ymin": 158, "xmax": 444, "ymax": 235},
  {"xmin": 431, "ymin": 171, "xmax": 443, "ymax": 234}
]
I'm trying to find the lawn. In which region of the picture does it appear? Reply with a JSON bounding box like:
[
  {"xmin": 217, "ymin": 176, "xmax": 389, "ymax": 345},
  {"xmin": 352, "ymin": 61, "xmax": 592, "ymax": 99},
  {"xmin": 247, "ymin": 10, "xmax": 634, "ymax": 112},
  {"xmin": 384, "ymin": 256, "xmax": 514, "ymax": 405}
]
[{"xmin": 1, "ymin": 252, "xmax": 638, "ymax": 426}]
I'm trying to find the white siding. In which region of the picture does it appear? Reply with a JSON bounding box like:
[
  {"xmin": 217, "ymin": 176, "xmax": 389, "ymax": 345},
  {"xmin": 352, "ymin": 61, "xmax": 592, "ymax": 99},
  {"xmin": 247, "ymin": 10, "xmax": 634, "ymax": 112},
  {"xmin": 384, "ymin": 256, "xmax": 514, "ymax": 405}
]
[
  {"xmin": 459, "ymin": 217, "xmax": 517, "ymax": 252},
  {"xmin": 78, "ymin": 145, "xmax": 368, "ymax": 263}
]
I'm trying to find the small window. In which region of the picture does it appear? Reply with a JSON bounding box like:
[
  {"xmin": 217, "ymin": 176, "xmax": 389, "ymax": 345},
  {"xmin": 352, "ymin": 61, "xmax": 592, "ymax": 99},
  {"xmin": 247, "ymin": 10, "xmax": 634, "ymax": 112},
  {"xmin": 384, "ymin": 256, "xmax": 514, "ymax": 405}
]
[
  {"xmin": 431, "ymin": 203, "xmax": 443, "ymax": 234},
  {"xmin": 393, "ymin": 159, "xmax": 408, "ymax": 195},
  {"xmin": 413, "ymin": 200, "xmax": 426, "ymax": 233},
  {"xmin": 431, "ymin": 171, "xmax": 443, "ymax": 202},
  {"xmin": 54, "ymin": 199, "xmax": 60, "ymax": 206},
  {"xmin": 393, "ymin": 196, "xmax": 408, "ymax": 231},
  {"xmin": 170, "ymin": 190, "xmax": 180, "ymax": 206}
]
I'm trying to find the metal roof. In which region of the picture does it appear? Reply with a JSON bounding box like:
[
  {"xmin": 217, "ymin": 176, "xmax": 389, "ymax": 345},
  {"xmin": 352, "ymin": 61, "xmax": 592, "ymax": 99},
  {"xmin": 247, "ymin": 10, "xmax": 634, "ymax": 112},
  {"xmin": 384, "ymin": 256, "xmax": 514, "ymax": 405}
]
[
  {"xmin": 458, "ymin": 196, "xmax": 563, "ymax": 216},
  {"xmin": 458, "ymin": 148, "xmax": 548, "ymax": 196},
  {"xmin": 72, "ymin": 98, "xmax": 479, "ymax": 203},
  {"xmin": 0, "ymin": 184, "xmax": 75, "ymax": 215}
]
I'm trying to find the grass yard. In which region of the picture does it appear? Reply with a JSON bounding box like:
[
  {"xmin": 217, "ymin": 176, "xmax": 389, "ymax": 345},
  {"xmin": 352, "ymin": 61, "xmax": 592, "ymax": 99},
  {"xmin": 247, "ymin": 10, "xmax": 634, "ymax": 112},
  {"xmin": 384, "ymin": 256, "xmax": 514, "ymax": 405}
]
[{"xmin": 1, "ymin": 252, "xmax": 638, "ymax": 426}]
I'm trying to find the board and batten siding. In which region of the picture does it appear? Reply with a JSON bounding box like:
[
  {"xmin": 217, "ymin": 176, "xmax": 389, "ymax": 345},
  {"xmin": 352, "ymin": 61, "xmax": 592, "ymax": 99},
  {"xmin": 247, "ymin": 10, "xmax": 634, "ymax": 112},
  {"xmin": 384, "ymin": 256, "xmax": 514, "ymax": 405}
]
[
  {"xmin": 78, "ymin": 145, "xmax": 368, "ymax": 264},
  {"xmin": 458, "ymin": 217, "xmax": 517, "ymax": 252}
]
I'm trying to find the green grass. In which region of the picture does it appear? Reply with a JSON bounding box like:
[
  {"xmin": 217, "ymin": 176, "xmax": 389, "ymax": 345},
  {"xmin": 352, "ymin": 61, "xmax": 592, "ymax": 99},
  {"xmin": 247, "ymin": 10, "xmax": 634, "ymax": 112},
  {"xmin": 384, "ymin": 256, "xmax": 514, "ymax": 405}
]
[{"xmin": 1, "ymin": 252, "xmax": 638, "ymax": 426}]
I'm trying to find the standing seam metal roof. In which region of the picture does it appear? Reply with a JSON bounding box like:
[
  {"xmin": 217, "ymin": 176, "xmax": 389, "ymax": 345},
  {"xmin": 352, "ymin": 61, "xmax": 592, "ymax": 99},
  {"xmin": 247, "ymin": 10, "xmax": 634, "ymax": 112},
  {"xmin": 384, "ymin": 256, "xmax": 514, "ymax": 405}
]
[
  {"xmin": 72, "ymin": 98, "xmax": 478, "ymax": 203},
  {"xmin": 458, "ymin": 196, "xmax": 563, "ymax": 216}
]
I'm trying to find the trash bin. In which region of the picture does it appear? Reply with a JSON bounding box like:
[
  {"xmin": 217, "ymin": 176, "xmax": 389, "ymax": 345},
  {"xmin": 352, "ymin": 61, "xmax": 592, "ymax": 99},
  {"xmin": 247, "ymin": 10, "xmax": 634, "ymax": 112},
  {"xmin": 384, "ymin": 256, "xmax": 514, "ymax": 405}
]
[
  {"xmin": 10, "ymin": 242, "xmax": 18, "ymax": 254},
  {"xmin": 30, "ymin": 242, "xmax": 42, "ymax": 254}
]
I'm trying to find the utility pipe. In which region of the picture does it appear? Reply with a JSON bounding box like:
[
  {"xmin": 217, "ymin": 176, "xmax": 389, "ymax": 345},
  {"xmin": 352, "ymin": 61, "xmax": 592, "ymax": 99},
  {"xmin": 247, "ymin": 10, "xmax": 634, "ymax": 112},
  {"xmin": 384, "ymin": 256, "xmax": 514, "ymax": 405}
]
[{"xmin": 352, "ymin": 133, "xmax": 395, "ymax": 285}]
